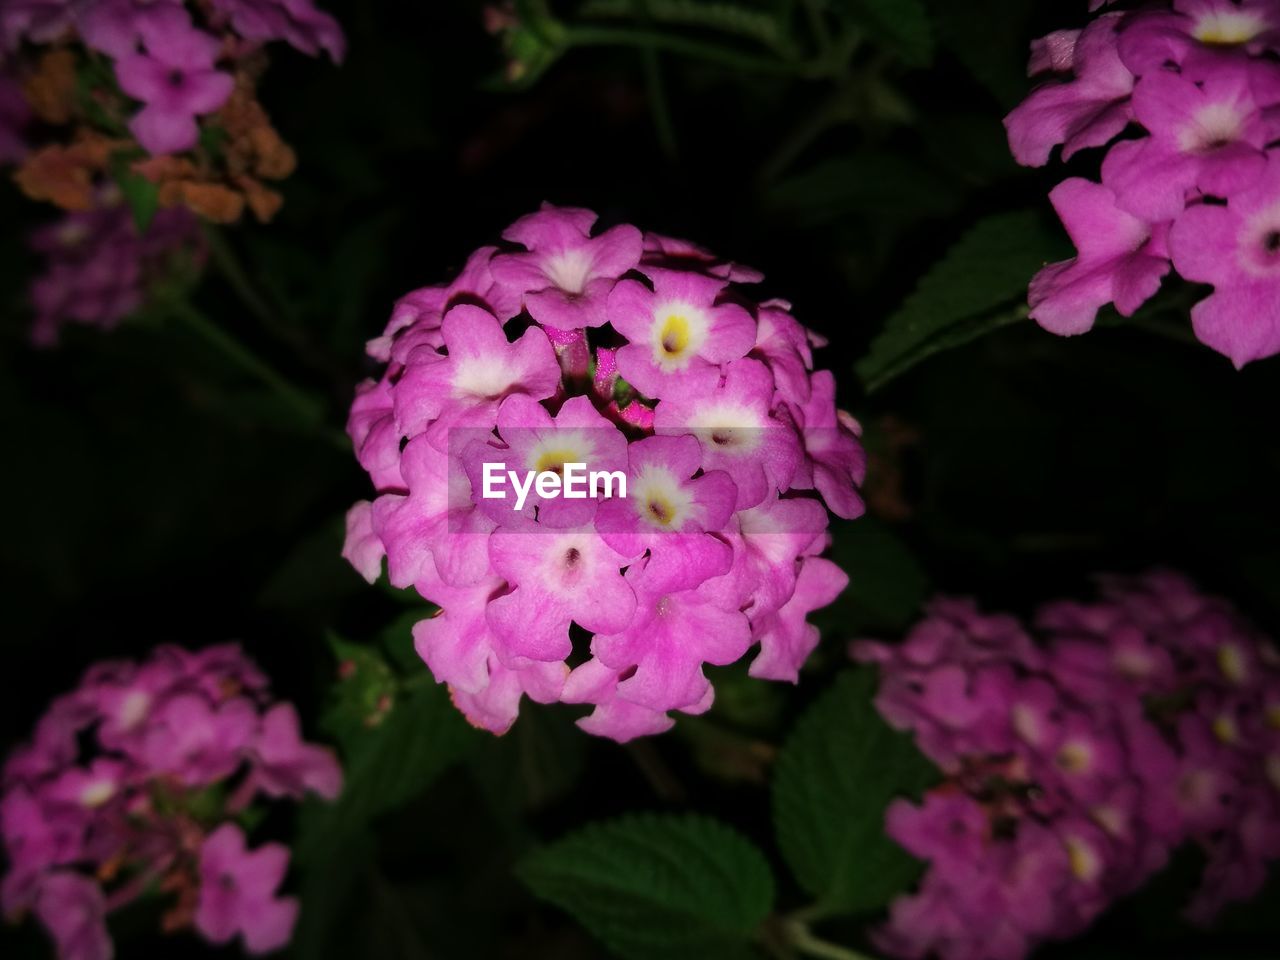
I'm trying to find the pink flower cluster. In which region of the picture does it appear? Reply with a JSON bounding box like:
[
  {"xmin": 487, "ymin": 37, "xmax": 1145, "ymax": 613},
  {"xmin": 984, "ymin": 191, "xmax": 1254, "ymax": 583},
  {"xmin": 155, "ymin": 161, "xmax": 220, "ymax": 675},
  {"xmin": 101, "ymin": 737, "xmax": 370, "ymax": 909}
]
[
  {"xmin": 29, "ymin": 190, "xmax": 205, "ymax": 345},
  {"xmin": 343, "ymin": 204, "xmax": 863, "ymax": 742},
  {"xmin": 853, "ymin": 571, "xmax": 1280, "ymax": 960},
  {"xmin": 1, "ymin": 643, "xmax": 342, "ymax": 960},
  {"xmin": 0, "ymin": 0, "xmax": 343, "ymax": 155},
  {"xmin": 1005, "ymin": 0, "xmax": 1280, "ymax": 367}
]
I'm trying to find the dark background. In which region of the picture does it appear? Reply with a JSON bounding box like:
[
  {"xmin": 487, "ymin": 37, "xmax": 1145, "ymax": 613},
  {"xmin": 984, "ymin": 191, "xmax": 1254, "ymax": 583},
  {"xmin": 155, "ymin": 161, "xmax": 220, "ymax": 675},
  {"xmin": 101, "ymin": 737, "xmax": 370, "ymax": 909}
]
[{"xmin": 3, "ymin": 1, "xmax": 1279, "ymax": 957}]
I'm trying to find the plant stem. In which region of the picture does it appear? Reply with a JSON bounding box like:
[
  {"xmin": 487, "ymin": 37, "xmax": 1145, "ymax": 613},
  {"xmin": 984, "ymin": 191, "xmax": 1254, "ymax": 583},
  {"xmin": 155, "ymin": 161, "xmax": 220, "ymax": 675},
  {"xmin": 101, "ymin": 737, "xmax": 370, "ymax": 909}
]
[
  {"xmin": 631, "ymin": 0, "xmax": 679, "ymax": 158},
  {"xmin": 625, "ymin": 740, "xmax": 686, "ymax": 802},
  {"xmin": 564, "ymin": 24, "xmax": 819, "ymax": 77},
  {"xmin": 167, "ymin": 298, "xmax": 346, "ymax": 448},
  {"xmin": 785, "ymin": 918, "xmax": 877, "ymax": 960},
  {"xmin": 799, "ymin": 0, "xmax": 832, "ymax": 59},
  {"xmin": 757, "ymin": 83, "xmax": 856, "ymax": 185},
  {"xmin": 201, "ymin": 224, "xmax": 276, "ymax": 326}
]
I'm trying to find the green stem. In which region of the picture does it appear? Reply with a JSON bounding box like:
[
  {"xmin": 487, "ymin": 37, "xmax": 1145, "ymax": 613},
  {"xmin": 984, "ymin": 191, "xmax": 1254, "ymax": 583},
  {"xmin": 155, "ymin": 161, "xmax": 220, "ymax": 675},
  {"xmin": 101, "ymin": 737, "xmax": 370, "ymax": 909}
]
[
  {"xmin": 799, "ymin": 0, "xmax": 832, "ymax": 59},
  {"xmin": 201, "ymin": 224, "xmax": 277, "ymax": 326},
  {"xmin": 757, "ymin": 82, "xmax": 857, "ymax": 185},
  {"xmin": 167, "ymin": 298, "xmax": 345, "ymax": 448},
  {"xmin": 631, "ymin": 0, "xmax": 679, "ymax": 158},
  {"xmin": 202, "ymin": 223, "xmax": 349, "ymax": 385},
  {"xmin": 625, "ymin": 740, "xmax": 686, "ymax": 802},
  {"xmin": 785, "ymin": 919, "xmax": 877, "ymax": 960},
  {"xmin": 563, "ymin": 24, "xmax": 820, "ymax": 76}
]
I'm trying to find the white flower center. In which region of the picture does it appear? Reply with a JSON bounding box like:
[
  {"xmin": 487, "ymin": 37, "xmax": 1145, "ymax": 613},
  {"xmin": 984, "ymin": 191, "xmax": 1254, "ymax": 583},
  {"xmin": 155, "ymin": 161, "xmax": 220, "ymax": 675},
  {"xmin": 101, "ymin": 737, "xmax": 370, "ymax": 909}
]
[
  {"xmin": 688, "ymin": 402, "xmax": 764, "ymax": 455},
  {"xmin": 632, "ymin": 466, "xmax": 693, "ymax": 531},
  {"xmin": 529, "ymin": 437, "xmax": 591, "ymax": 477},
  {"xmin": 1179, "ymin": 101, "xmax": 1247, "ymax": 153},
  {"xmin": 1237, "ymin": 207, "xmax": 1280, "ymax": 278},
  {"xmin": 544, "ymin": 250, "xmax": 594, "ymax": 295},
  {"xmin": 453, "ymin": 357, "xmax": 518, "ymax": 400},
  {"xmin": 1193, "ymin": 10, "xmax": 1267, "ymax": 45},
  {"xmin": 118, "ymin": 691, "xmax": 152, "ymax": 730},
  {"xmin": 1011, "ymin": 703, "xmax": 1042, "ymax": 746},
  {"xmin": 80, "ymin": 780, "xmax": 116, "ymax": 808}
]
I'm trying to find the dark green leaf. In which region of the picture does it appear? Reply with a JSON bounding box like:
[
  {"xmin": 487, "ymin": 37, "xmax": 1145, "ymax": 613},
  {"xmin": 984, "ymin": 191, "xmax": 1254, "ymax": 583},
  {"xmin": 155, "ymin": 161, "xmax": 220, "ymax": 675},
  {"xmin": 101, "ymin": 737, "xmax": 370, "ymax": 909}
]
[
  {"xmin": 773, "ymin": 668, "xmax": 937, "ymax": 917},
  {"xmin": 301, "ymin": 674, "xmax": 477, "ymax": 864},
  {"xmin": 256, "ymin": 515, "xmax": 364, "ymax": 623},
  {"xmin": 767, "ymin": 149, "xmax": 961, "ymax": 231},
  {"xmin": 468, "ymin": 706, "xmax": 587, "ymax": 817},
  {"xmin": 834, "ymin": 0, "xmax": 934, "ymax": 66},
  {"xmin": 518, "ymin": 813, "xmax": 774, "ymax": 960},
  {"xmin": 578, "ymin": 0, "xmax": 794, "ymax": 56},
  {"xmin": 319, "ymin": 634, "xmax": 399, "ymax": 752},
  {"xmin": 328, "ymin": 679, "xmax": 474, "ymax": 824},
  {"xmin": 816, "ymin": 516, "xmax": 929, "ymax": 637},
  {"xmin": 108, "ymin": 153, "xmax": 160, "ymax": 234},
  {"xmin": 379, "ymin": 608, "xmax": 433, "ymax": 674},
  {"xmin": 856, "ymin": 209, "xmax": 1067, "ymax": 392},
  {"xmin": 926, "ymin": 0, "xmax": 1037, "ymax": 106}
]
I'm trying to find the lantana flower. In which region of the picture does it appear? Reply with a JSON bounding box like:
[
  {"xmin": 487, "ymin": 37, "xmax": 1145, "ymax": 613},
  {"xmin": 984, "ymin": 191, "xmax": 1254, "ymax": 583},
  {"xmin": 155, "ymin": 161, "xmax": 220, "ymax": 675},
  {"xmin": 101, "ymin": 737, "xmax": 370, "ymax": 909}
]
[
  {"xmin": 0, "ymin": 0, "xmax": 344, "ymax": 341},
  {"xmin": 27, "ymin": 191, "xmax": 206, "ymax": 345},
  {"xmin": 343, "ymin": 203, "xmax": 865, "ymax": 741},
  {"xmin": 1006, "ymin": 0, "xmax": 1280, "ymax": 366},
  {"xmin": 857, "ymin": 571, "xmax": 1280, "ymax": 960},
  {"xmin": 115, "ymin": 6, "xmax": 235, "ymax": 155},
  {"xmin": 1, "ymin": 643, "xmax": 342, "ymax": 960}
]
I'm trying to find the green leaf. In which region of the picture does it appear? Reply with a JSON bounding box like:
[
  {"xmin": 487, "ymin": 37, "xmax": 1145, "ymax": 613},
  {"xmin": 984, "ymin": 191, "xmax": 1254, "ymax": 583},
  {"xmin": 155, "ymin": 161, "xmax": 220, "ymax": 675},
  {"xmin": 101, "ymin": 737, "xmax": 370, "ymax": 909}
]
[
  {"xmin": 294, "ymin": 828, "xmax": 378, "ymax": 960},
  {"xmin": 256, "ymin": 515, "xmax": 364, "ymax": 623},
  {"xmin": 327, "ymin": 680, "xmax": 475, "ymax": 824},
  {"xmin": 377, "ymin": 607, "xmax": 436, "ymax": 674},
  {"xmin": 468, "ymin": 706, "xmax": 587, "ymax": 817},
  {"xmin": 108, "ymin": 153, "xmax": 159, "ymax": 234},
  {"xmin": 767, "ymin": 149, "xmax": 961, "ymax": 231},
  {"xmin": 578, "ymin": 0, "xmax": 795, "ymax": 56},
  {"xmin": 773, "ymin": 668, "xmax": 937, "ymax": 917},
  {"xmin": 300, "ymin": 675, "xmax": 477, "ymax": 864},
  {"xmin": 320, "ymin": 634, "xmax": 399, "ymax": 752},
  {"xmin": 926, "ymin": 0, "xmax": 1037, "ymax": 106},
  {"xmin": 834, "ymin": 0, "xmax": 934, "ymax": 66},
  {"xmin": 856, "ymin": 209, "xmax": 1067, "ymax": 392},
  {"xmin": 815, "ymin": 516, "xmax": 929, "ymax": 637},
  {"xmin": 518, "ymin": 814, "xmax": 774, "ymax": 960}
]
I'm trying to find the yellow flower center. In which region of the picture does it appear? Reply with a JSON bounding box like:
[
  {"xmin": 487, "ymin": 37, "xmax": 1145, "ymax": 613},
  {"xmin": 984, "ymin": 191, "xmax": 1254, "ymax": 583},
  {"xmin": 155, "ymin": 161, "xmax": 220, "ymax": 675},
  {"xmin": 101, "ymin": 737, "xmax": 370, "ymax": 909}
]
[
  {"xmin": 1065, "ymin": 836, "xmax": 1101, "ymax": 882},
  {"xmin": 659, "ymin": 313, "xmax": 691, "ymax": 356},
  {"xmin": 534, "ymin": 448, "xmax": 581, "ymax": 476},
  {"xmin": 646, "ymin": 495, "xmax": 676, "ymax": 526},
  {"xmin": 1056, "ymin": 741, "xmax": 1091, "ymax": 774},
  {"xmin": 1213, "ymin": 714, "xmax": 1239, "ymax": 744},
  {"xmin": 1218, "ymin": 643, "xmax": 1247, "ymax": 683}
]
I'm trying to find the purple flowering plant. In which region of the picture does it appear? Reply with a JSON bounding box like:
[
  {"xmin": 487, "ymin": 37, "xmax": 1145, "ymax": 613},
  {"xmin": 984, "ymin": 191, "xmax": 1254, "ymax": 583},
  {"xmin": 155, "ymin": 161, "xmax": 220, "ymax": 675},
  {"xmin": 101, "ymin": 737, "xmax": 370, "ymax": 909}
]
[
  {"xmin": 4, "ymin": 2, "xmax": 1280, "ymax": 960},
  {"xmin": 1006, "ymin": 0, "xmax": 1280, "ymax": 366},
  {"xmin": 1, "ymin": 644, "xmax": 341, "ymax": 960},
  {"xmin": 0, "ymin": 0, "xmax": 343, "ymax": 345},
  {"xmin": 342, "ymin": 204, "xmax": 863, "ymax": 741}
]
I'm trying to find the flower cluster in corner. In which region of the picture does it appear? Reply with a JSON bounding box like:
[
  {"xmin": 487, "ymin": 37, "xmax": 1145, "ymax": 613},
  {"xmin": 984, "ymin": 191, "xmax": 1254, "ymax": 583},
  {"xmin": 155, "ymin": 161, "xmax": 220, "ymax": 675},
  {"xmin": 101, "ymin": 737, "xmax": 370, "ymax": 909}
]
[
  {"xmin": 854, "ymin": 571, "xmax": 1280, "ymax": 960},
  {"xmin": 27, "ymin": 186, "xmax": 205, "ymax": 344},
  {"xmin": 0, "ymin": 0, "xmax": 343, "ymax": 341},
  {"xmin": 1006, "ymin": 0, "xmax": 1280, "ymax": 367},
  {"xmin": 342, "ymin": 204, "xmax": 864, "ymax": 742},
  {"xmin": 1, "ymin": 643, "xmax": 342, "ymax": 960}
]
